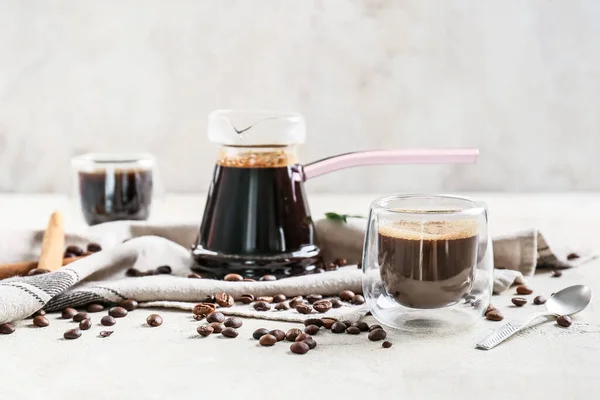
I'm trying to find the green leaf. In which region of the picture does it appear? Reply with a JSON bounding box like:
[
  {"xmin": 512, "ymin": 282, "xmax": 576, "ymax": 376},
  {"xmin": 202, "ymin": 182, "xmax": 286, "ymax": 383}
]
[{"xmin": 325, "ymin": 212, "xmax": 365, "ymax": 223}]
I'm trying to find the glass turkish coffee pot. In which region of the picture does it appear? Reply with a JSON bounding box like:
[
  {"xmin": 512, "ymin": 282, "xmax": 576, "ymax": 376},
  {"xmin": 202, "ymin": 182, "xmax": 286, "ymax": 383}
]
[{"xmin": 192, "ymin": 110, "xmax": 478, "ymax": 277}]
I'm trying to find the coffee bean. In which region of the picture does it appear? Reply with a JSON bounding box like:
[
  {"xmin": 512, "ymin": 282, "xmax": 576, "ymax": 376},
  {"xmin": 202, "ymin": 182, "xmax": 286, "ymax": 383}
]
[
  {"xmin": 32, "ymin": 316, "xmax": 49, "ymax": 327},
  {"xmin": 99, "ymin": 330, "xmax": 113, "ymax": 338},
  {"xmin": 313, "ymin": 300, "xmax": 332, "ymax": 313},
  {"xmin": 73, "ymin": 312, "xmax": 90, "ymax": 322},
  {"xmin": 119, "ymin": 299, "xmax": 138, "ymax": 312},
  {"xmin": 295, "ymin": 304, "xmax": 313, "ymax": 315},
  {"xmin": 224, "ymin": 317, "xmax": 243, "ymax": 328},
  {"xmin": 109, "ymin": 307, "xmax": 128, "ymax": 318},
  {"xmin": 79, "ymin": 319, "xmax": 92, "ymax": 331},
  {"xmin": 87, "ymin": 303, "xmax": 104, "ymax": 313},
  {"xmin": 295, "ymin": 333, "xmax": 312, "ymax": 342},
  {"xmin": 382, "ymin": 341, "xmax": 393, "ymax": 348},
  {"xmin": 485, "ymin": 305, "xmax": 497, "ymax": 315},
  {"xmin": 516, "ymin": 285, "xmax": 533, "ymax": 295},
  {"xmin": 224, "ymin": 273, "xmax": 243, "ymax": 282},
  {"xmin": 326, "ymin": 262, "xmax": 338, "ymax": 271},
  {"xmin": 346, "ymin": 326, "xmax": 361, "ymax": 335},
  {"xmin": 193, "ymin": 315, "xmax": 205, "ymax": 321},
  {"xmin": 557, "ymin": 315, "xmax": 572, "ymax": 327},
  {"xmin": 534, "ymin": 295, "xmax": 547, "ymax": 305},
  {"xmin": 303, "ymin": 338, "xmax": 317, "ymax": 349},
  {"xmin": 206, "ymin": 312, "xmax": 225, "ymax": 323},
  {"xmin": 239, "ymin": 294, "xmax": 255, "ymax": 304},
  {"xmin": 66, "ymin": 245, "xmax": 84, "ymax": 256},
  {"xmin": 304, "ymin": 325, "xmax": 320, "ymax": 335},
  {"xmin": 285, "ymin": 328, "xmax": 302, "ymax": 341},
  {"xmin": 197, "ymin": 325, "xmax": 214, "ymax": 337},
  {"xmin": 368, "ymin": 329, "xmax": 387, "ymax": 341},
  {"xmin": 290, "ymin": 341, "xmax": 310, "ymax": 354},
  {"xmin": 486, "ymin": 310, "xmax": 504, "ymax": 321},
  {"xmin": 64, "ymin": 328, "xmax": 82, "ymax": 340},
  {"xmin": 273, "ymin": 294, "xmax": 287, "ymax": 303},
  {"xmin": 0, "ymin": 323, "xmax": 15, "ymax": 334},
  {"xmin": 101, "ymin": 316, "xmax": 116, "ymax": 326},
  {"xmin": 339, "ymin": 290, "xmax": 355, "ymax": 302},
  {"xmin": 330, "ymin": 299, "xmax": 343, "ymax": 309},
  {"xmin": 551, "ymin": 270, "xmax": 563, "ymax": 278},
  {"xmin": 351, "ymin": 295, "xmax": 365, "ymax": 305},
  {"xmin": 331, "ymin": 322, "xmax": 347, "ymax": 333},
  {"xmin": 263, "ymin": 330, "xmax": 283, "ymax": 342},
  {"xmin": 260, "ymin": 275, "xmax": 277, "ymax": 281},
  {"xmin": 221, "ymin": 327, "xmax": 238, "ymax": 338},
  {"xmin": 86, "ymin": 243, "xmax": 102, "ymax": 252},
  {"xmin": 303, "ymin": 318, "xmax": 324, "ymax": 328},
  {"xmin": 146, "ymin": 314, "xmax": 163, "ymax": 327},
  {"xmin": 289, "ymin": 296, "xmax": 304, "ymax": 308},
  {"xmin": 193, "ymin": 303, "xmax": 217, "ymax": 317},
  {"xmin": 253, "ymin": 328, "xmax": 270, "ymax": 340},
  {"xmin": 368, "ymin": 324, "xmax": 383, "ymax": 332},
  {"xmin": 210, "ymin": 322, "xmax": 223, "ymax": 333},
  {"xmin": 334, "ymin": 258, "xmax": 347, "ymax": 267},
  {"xmin": 259, "ymin": 334, "xmax": 277, "ymax": 346},
  {"xmin": 567, "ymin": 252, "xmax": 580, "ymax": 260},
  {"xmin": 188, "ymin": 273, "xmax": 203, "ymax": 279},
  {"xmin": 253, "ymin": 301, "xmax": 271, "ymax": 312},
  {"xmin": 321, "ymin": 318, "xmax": 337, "ymax": 329},
  {"xmin": 306, "ymin": 294, "xmax": 323, "ymax": 304},
  {"xmin": 156, "ymin": 265, "xmax": 172, "ymax": 275},
  {"xmin": 257, "ymin": 296, "xmax": 274, "ymax": 303},
  {"xmin": 354, "ymin": 322, "xmax": 370, "ymax": 332},
  {"xmin": 215, "ymin": 292, "xmax": 235, "ymax": 307},
  {"xmin": 126, "ymin": 268, "xmax": 143, "ymax": 277},
  {"xmin": 32, "ymin": 310, "xmax": 46, "ymax": 318},
  {"xmin": 342, "ymin": 320, "xmax": 352, "ymax": 327},
  {"xmin": 511, "ymin": 297, "xmax": 527, "ymax": 307},
  {"xmin": 27, "ymin": 268, "xmax": 50, "ymax": 276},
  {"xmin": 275, "ymin": 302, "xmax": 290, "ymax": 311}
]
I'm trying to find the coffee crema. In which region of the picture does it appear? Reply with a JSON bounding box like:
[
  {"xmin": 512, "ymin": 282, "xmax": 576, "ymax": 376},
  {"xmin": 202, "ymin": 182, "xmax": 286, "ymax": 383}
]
[{"xmin": 378, "ymin": 220, "xmax": 478, "ymax": 309}]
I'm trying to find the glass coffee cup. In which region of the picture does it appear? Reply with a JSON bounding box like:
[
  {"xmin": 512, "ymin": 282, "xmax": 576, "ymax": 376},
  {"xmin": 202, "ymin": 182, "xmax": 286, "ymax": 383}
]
[{"xmin": 362, "ymin": 195, "xmax": 493, "ymax": 331}]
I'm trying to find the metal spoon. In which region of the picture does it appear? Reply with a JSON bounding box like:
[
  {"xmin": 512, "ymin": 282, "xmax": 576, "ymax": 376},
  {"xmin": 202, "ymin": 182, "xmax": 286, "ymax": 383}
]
[{"xmin": 476, "ymin": 284, "xmax": 592, "ymax": 350}]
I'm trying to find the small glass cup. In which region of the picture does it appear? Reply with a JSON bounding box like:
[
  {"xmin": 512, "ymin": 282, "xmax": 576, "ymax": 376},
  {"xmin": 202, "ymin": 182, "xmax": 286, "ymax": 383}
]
[
  {"xmin": 362, "ymin": 194, "xmax": 493, "ymax": 332},
  {"xmin": 71, "ymin": 153, "xmax": 160, "ymax": 226}
]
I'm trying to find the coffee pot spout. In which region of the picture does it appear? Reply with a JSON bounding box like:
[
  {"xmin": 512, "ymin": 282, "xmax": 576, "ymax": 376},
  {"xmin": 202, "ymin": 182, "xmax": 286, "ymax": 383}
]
[{"xmin": 301, "ymin": 149, "xmax": 479, "ymax": 180}]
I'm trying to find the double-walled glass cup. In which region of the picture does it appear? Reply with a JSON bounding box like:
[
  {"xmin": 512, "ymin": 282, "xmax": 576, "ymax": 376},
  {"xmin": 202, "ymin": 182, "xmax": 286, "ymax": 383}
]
[{"xmin": 362, "ymin": 195, "xmax": 493, "ymax": 332}]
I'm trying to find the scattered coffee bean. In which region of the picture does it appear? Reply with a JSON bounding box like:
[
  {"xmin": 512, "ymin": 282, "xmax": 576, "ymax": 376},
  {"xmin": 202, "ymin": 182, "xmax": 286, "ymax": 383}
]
[
  {"xmin": 275, "ymin": 302, "xmax": 290, "ymax": 311},
  {"xmin": 197, "ymin": 325, "xmax": 214, "ymax": 337},
  {"xmin": 31, "ymin": 315, "xmax": 48, "ymax": 327},
  {"xmin": 79, "ymin": 319, "xmax": 92, "ymax": 331},
  {"xmin": 285, "ymin": 328, "xmax": 302, "ymax": 341},
  {"xmin": 295, "ymin": 304, "xmax": 313, "ymax": 315},
  {"xmin": 485, "ymin": 305, "xmax": 497, "ymax": 315},
  {"xmin": 347, "ymin": 326, "xmax": 361, "ymax": 335},
  {"xmin": 206, "ymin": 312, "xmax": 225, "ymax": 323},
  {"xmin": 240, "ymin": 294, "xmax": 255, "ymax": 304},
  {"xmin": 253, "ymin": 328, "xmax": 270, "ymax": 340},
  {"xmin": 351, "ymin": 295, "xmax": 365, "ymax": 305},
  {"xmin": 368, "ymin": 324, "xmax": 383, "ymax": 332},
  {"xmin": 99, "ymin": 330, "xmax": 113, "ymax": 338},
  {"xmin": 557, "ymin": 315, "xmax": 572, "ymax": 327},
  {"xmin": 303, "ymin": 338, "xmax": 317, "ymax": 349},
  {"xmin": 303, "ymin": 318, "xmax": 324, "ymax": 328},
  {"xmin": 331, "ymin": 322, "xmax": 347, "ymax": 333},
  {"xmin": 87, "ymin": 303, "xmax": 104, "ymax": 313},
  {"xmin": 65, "ymin": 245, "xmax": 84, "ymax": 256},
  {"xmin": 257, "ymin": 296, "xmax": 274, "ymax": 304},
  {"xmin": 221, "ymin": 327, "xmax": 238, "ymax": 338},
  {"xmin": 193, "ymin": 314, "xmax": 205, "ymax": 321},
  {"xmin": 273, "ymin": 294, "xmax": 287, "ymax": 303},
  {"xmin": 73, "ymin": 312, "xmax": 90, "ymax": 322},
  {"xmin": 516, "ymin": 285, "xmax": 533, "ymax": 295},
  {"xmin": 306, "ymin": 294, "xmax": 323, "ymax": 304},
  {"xmin": 224, "ymin": 273, "xmax": 243, "ymax": 282},
  {"xmin": 253, "ymin": 301, "xmax": 271, "ymax": 312},
  {"xmin": 534, "ymin": 295, "xmax": 547, "ymax": 305},
  {"xmin": 290, "ymin": 341, "xmax": 310, "ymax": 354},
  {"xmin": 551, "ymin": 270, "xmax": 563, "ymax": 278},
  {"xmin": 101, "ymin": 316, "xmax": 116, "ymax": 326},
  {"xmin": 268, "ymin": 329, "xmax": 285, "ymax": 342},
  {"xmin": 126, "ymin": 268, "xmax": 143, "ymax": 277},
  {"xmin": 119, "ymin": 299, "xmax": 138, "ymax": 312},
  {"xmin": 259, "ymin": 334, "xmax": 277, "ymax": 346},
  {"xmin": 146, "ymin": 314, "xmax": 163, "ymax": 327},
  {"xmin": 339, "ymin": 290, "xmax": 355, "ymax": 302},
  {"xmin": 289, "ymin": 296, "xmax": 304, "ymax": 308},
  {"xmin": 86, "ymin": 243, "xmax": 102, "ymax": 252},
  {"xmin": 321, "ymin": 318, "xmax": 337, "ymax": 329},
  {"xmin": 187, "ymin": 273, "xmax": 203, "ymax": 279},
  {"xmin": 0, "ymin": 323, "xmax": 15, "ymax": 335},
  {"xmin": 334, "ymin": 258, "xmax": 347, "ymax": 266},
  {"xmin": 210, "ymin": 322, "xmax": 223, "ymax": 333},
  {"xmin": 32, "ymin": 310, "xmax": 46, "ymax": 318},
  {"xmin": 295, "ymin": 333, "xmax": 312, "ymax": 342},
  {"xmin": 215, "ymin": 292, "xmax": 235, "ymax": 307},
  {"xmin": 326, "ymin": 262, "xmax": 338, "ymax": 271},
  {"xmin": 330, "ymin": 299, "xmax": 343, "ymax": 309},
  {"xmin": 260, "ymin": 275, "xmax": 277, "ymax": 281},
  {"xmin": 224, "ymin": 317, "xmax": 243, "ymax": 329},
  {"xmin": 156, "ymin": 265, "xmax": 172, "ymax": 275},
  {"xmin": 567, "ymin": 252, "xmax": 580, "ymax": 260},
  {"xmin": 486, "ymin": 310, "xmax": 504, "ymax": 321},
  {"xmin": 109, "ymin": 307, "xmax": 128, "ymax": 318},
  {"xmin": 194, "ymin": 303, "xmax": 217, "ymax": 317},
  {"xmin": 511, "ymin": 297, "xmax": 527, "ymax": 307},
  {"xmin": 382, "ymin": 341, "xmax": 393, "ymax": 348},
  {"xmin": 64, "ymin": 328, "xmax": 82, "ymax": 340},
  {"xmin": 368, "ymin": 329, "xmax": 387, "ymax": 341},
  {"xmin": 313, "ymin": 300, "xmax": 332, "ymax": 313},
  {"xmin": 354, "ymin": 322, "xmax": 370, "ymax": 332},
  {"xmin": 304, "ymin": 325, "xmax": 320, "ymax": 335}
]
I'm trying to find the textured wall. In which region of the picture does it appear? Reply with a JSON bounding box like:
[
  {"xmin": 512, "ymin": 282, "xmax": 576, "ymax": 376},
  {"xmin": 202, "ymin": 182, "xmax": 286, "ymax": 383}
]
[{"xmin": 0, "ymin": 0, "xmax": 599, "ymax": 193}]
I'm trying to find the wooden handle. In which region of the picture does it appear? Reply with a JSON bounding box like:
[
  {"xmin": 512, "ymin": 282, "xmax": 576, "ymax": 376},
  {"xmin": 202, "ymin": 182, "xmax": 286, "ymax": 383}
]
[
  {"xmin": 37, "ymin": 211, "xmax": 65, "ymax": 272},
  {"xmin": 0, "ymin": 256, "xmax": 85, "ymax": 280}
]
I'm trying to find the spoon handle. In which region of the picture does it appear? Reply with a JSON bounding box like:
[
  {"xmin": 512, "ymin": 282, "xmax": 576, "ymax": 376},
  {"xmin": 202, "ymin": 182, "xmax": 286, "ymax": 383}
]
[{"xmin": 476, "ymin": 312, "xmax": 554, "ymax": 350}]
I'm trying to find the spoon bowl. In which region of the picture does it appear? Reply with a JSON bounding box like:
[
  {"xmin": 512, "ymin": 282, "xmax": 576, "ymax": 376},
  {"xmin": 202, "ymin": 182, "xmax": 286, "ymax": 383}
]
[{"xmin": 546, "ymin": 284, "xmax": 592, "ymax": 316}]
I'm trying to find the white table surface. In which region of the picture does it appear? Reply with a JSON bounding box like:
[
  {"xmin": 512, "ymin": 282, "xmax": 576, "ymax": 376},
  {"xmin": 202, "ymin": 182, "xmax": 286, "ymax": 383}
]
[{"xmin": 1, "ymin": 193, "xmax": 600, "ymax": 400}]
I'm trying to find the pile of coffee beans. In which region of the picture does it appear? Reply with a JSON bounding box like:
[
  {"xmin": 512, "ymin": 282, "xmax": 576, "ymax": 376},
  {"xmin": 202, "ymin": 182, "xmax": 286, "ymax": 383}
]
[{"xmin": 126, "ymin": 265, "xmax": 172, "ymax": 277}]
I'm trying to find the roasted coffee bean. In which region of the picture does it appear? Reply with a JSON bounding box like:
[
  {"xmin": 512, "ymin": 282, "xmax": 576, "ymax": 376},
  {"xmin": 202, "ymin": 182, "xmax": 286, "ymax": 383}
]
[
  {"xmin": 354, "ymin": 321, "xmax": 370, "ymax": 332},
  {"xmin": 273, "ymin": 294, "xmax": 287, "ymax": 303},
  {"xmin": 306, "ymin": 294, "xmax": 323, "ymax": 304},
  {"xmin": 79, "ymin": 319, "xmax": 92, "ymax": 331},
  {"xmin": 275, "ymin": 302, "xmax": 290, "ymax": 311},
  {"xmin": 321, "ymin": 318, "xmax": 337, "ymax": 329},
  {"xmin": 330, "ymin": 299, "xmax": 343, "ymax": 309},
  {"xmin": 221, "ymin": 327, "xmax": 238, "ymax": 338},
  {"xmin": 0, "ymin": 323, "xmax": 15, "ymax": 334},
  {"xmin": 516, "ymin": 285, "xmax": 533, "ymax": 295},
  {"xmin": 32, "ymin": 316, "xmax": 49, "ymax": 327},
  {"xmin": 511, "ymin": 297, "xmax": 527, "ymax": 307},
  {"xmin": 260, "ymin": 275, "xmax": 277, "ymax": 281},
  {"xmin": 239, "ymin": 294, "xmax": 255, "ymax": 304},
  {"xmin": 109, "ymin": 307, "xmax": 128, "ymax": 318},
  {"xmin": 63, "ymin": 328, "xmax": 82, "ymax": 340},
  {"xmin": 331, "ymin": 322, "xmax": 347, "ymax": 333},
  {"xmin": 215, "ymin": 292, "xmax": 235, "ymax": 307},
  {"xmin": 485, "ymin": 305, "xmax": 497, "ymax": 315},
  {"xmin": 303, "ymin": 338, "xmax": 317, "ymax": 349},
  {"xmin": 285, "ymin": 328, "xmax": 302, "ymax": 341},
  {"xmin": 334, "ymin": 258, "xmax": 347, "ymax": 267},
  {"xmin": 552, "ymin": 270, "xmax": 563, "ymax": 278},
  {"xmin": 313, "ymin": 300, "xmax": 332, "ymax": 313},
  {"xmin": 32, "ymin": 310, "xmax": 46, "ymax": 318},
  {"xmin": 156, "ymin": 265, "xmax": 172, "ymax": 275},
  {"xmin": 346, "ymin": 326, "xmax": 361, "ymax": 335},
  {"xmin": 339, "ymin": 290, "xmax": 355, "ymax": 302},
  {"xmin": 206, "ymin": 312, "xmax": 225, "ymax": 323},
  {"xmin": 351, "ymin": 295, "xmax": 365, "ymax": 305},
  {"xmin": 73, "ymin": 312, "xmax": 90, "ymax": 322},
  {"xmin": 303, "ymin": 318, "xmax": 324, "ymax": 328},
  {"xmin": 304, "ymin": 325, "xmax": 320, "ymax": 335},
  {"xmin": 259, "ymin": 334, "xmax": 277, "ymax": 346},
  {"xmin": 486, "ymin": 310, "xmax": 504, "ymax": 321},
  {"xmin": 101, "ymin": 316, "xmax": 116, "ymax": 326},
  {"xmin": 253, "ymin": 301, "xmax": 271, "ymax": 312},
  {"xmin": 368, "ymin": 329, "xmax": 387, "ymax": 341},
  {"xmin": 253, "ymin": 328, "xmax": 270, "ymax": 340},
  {"xmin": 382, "ymin": 341, "xmax": 393, "ymax": 348},
  {"xmin": 295, "ymin": 304, "xmax": 313, "ymax": 315},
  {"xmin": 66, "ymin": 245, "xmax": 84, "ymax": 256},
  {"xmin": 86, "ymin": 242, "xmax": 102, "ymax": 252},
  {"xmin": 126, "ymin": 268, "xmax": 143, "ymax": 277},
  {"xmin": 193, "ymin": 314, "xmax": 205, "ymax": 321},
  {"xmin": 534, "ymin": 295, "xmax": 547, "ymax": 305},
  {"xmin": 269, "ymin": 329, "xmax": 286, "ymax": 342},
  {"xmin": 326, "ymin": 262, "xmax": 338, "ymax": 271},
  {"xmin": 289, "ymin": 296, "xmax": 304, "ymax": 308},
  {"xmin": 567, "ymin": 252, "xmax": 580, "ymax": 260},
  {"xmin": 99, "ymin": 330, "xmax": 113, "ymax": 338},
  {"xmin": 197, "ymin": 325, "xmax": 214, "ymax": 337},
  {"xmin": 146, "ymin": 314, "xmax": 163, "ymax": 327},
  {"xmin": 224, "ymin": 317, "xmax": 243, "ymax": 329},
  {"xmin": 256, "ymin": 296, "xmax": 274, "ymax": 304},
  {"xmin": 119, "ymin": 299, "xmax": 138, "ymax": 312},
  {"xmin": 290, "ymin": 341, "xmax": 310, "ymax": 354},
  {"xmin": 368, "ymin": 324, "xmax": 383, "ymax": 332},
  {"xmin": 557, "ymin": 315, "xmax": 572, "ymax": 327},
  {"xmin": 210, "ymin": 322, "xmax": 224, "ymax": 333},
  {"xmin": 342, "ymin": 320, "xmax": 352, "ymax": 327},
  {"xmin": 295, "ymin": 333, "xmax": 312, "ymax": 342},
  {"xmin": 87, "ymin": 303, "xmax": 104, "ymax": 313},
  {"xmin": 187, "ymin": 273, "xmax": 203, "ymax": 279},
  {"xmin": 193, "ymin": 303, "xmax": 217, "ymax": 316},
  {"xmin": 224, "ymin": 273, "xmax": 243, "ymax": 282}
]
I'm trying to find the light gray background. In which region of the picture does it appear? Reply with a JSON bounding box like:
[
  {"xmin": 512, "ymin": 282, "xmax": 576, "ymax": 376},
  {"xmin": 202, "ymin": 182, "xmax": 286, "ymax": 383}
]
[{"xmin": 0, "ymin": 0, "xmax": 598, "ymax": 193}]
